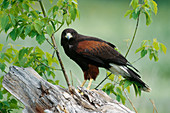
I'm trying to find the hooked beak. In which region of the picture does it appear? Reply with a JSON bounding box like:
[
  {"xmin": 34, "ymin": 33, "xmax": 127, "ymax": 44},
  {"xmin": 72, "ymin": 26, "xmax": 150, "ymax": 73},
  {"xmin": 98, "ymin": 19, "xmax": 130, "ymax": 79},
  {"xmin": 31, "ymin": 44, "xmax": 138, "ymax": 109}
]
[{"xmin": 65, "ymin": 33, "xmax": 73, "ymax": 40}]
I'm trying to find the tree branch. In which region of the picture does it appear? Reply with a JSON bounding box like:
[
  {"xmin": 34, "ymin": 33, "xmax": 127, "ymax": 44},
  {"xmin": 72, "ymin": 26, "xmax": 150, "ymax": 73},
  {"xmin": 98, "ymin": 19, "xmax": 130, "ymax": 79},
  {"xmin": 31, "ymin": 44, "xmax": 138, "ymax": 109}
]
[
  {"xmin": 38, "ymin": 1, "xmax": 70, "ymax": 88},
  {"xmin": 51, "ymin": 34, "xmax": 70, "ymax": 87},
  {"xmin": 2, "ymin": 66, "xmax": 135, "ymax": 113}
]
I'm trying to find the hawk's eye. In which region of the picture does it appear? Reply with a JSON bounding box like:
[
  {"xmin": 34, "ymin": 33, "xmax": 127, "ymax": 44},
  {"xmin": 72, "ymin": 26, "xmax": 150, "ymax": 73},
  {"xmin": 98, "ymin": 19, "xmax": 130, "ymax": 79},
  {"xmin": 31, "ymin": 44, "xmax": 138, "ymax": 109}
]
[{"xmin": 65, "ymin": 33, "xmax": 73, "ymax": 40}]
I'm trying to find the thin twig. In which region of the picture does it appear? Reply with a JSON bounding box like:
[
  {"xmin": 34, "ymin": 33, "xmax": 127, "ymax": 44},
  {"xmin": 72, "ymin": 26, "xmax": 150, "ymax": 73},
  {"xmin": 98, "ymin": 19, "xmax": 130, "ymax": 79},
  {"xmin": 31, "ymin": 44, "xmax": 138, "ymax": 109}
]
[
  {"xmin": 95, "ymin": 73, "xmax": 112, "ymax": 89},
  {"xmin": 38, "ymin": 0, "xmax": 46, "ymax": 17},
  {"xmin": 149, "ymin": 99, "xmax": 158, "ymax": 113},
  {"xmin": 3, "ymin": 70, "xmax": 7, "ymax": 74},
  {"xmin": 70, "ymin": 70, "xmax": 73, "ymax": 86},
  {"xmin": 54, "ymin": 23, "xmax": 64, "ymax": 34},
  {"xmin": 125, "ymin": 10, "xmax": 141, "ymax": 58},
  {"xmin": 35, "ymin": 58, "xmax": 62, "ymax": 71},
  {"xmin": 46, "ymin": 38, "xmax": 54, "ymax": 47},
  {"xmin": 43, "ymin": 72, "xmax": 48, "ymax": 81},
  {"xmin": 131, "ymin": 57, "xmax": 142, "ymax": 64},
  {"xmin": 38, "ymin": 1, "xmax": 70, "ymax": 88},
  {"xmin": 123, "ymin": 90, "xmax": 138, "ymax": 113}
]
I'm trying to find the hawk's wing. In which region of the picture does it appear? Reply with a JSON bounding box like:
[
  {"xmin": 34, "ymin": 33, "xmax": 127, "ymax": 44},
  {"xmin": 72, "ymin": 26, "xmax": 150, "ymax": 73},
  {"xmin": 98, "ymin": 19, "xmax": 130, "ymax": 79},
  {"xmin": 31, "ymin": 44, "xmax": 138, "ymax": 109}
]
[{"xmin": 75, "ymin": 40, "xmax": 128, "ymax": 66}]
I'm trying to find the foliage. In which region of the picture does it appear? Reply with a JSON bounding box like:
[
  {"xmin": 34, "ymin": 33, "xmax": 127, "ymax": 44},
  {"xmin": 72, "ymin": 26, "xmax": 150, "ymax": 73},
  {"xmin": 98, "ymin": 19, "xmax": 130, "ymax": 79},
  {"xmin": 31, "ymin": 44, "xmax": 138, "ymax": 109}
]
[
  {"xmin": 102, "ymin": 73, "xmax": 127, "ymax": 104},
  {"xmin": 125, "ymin": 0, "xmax": 157, "ymax": 25},
  {"xmin": 0, "ymin": 0, "xmax": 79, "ymax": 44},
  {"xmin": 135, "ymin": 39, "xmax": 167, "ymax": 61},
  {"xmin": 0, "ymin": 0, "xmax": 79, "ymax": 112}
]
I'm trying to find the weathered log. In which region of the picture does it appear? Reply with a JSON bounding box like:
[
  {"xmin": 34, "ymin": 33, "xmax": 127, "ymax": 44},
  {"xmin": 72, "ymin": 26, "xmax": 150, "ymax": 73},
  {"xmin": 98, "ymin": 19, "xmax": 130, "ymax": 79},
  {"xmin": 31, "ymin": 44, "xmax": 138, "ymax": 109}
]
[{"xmin": 2, "ymin": 66, "xmax": 134, "ymax": 113}]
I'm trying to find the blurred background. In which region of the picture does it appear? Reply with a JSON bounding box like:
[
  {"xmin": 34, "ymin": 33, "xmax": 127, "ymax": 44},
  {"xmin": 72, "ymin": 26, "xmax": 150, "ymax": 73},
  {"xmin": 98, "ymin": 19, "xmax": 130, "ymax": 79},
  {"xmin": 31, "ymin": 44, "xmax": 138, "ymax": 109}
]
[{"xmin": 1, "ymin": 0, "xmax": 170, "ymax": 113}]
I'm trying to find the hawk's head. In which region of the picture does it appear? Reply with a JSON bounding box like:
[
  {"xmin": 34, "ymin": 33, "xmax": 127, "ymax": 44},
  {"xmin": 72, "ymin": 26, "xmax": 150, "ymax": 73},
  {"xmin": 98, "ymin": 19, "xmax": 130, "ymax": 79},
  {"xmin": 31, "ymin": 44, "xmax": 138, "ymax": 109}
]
[{"xmin": 61, "ymin": 28, "xmax": 78, "ymax": 46}]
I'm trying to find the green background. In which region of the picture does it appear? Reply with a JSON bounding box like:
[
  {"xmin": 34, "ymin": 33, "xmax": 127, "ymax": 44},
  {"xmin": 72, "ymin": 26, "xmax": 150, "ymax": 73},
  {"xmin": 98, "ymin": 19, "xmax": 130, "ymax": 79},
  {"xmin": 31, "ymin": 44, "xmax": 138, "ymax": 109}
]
[{"xmin": 1, "ymin": 0, "xmax": 170, "ymax": 113}]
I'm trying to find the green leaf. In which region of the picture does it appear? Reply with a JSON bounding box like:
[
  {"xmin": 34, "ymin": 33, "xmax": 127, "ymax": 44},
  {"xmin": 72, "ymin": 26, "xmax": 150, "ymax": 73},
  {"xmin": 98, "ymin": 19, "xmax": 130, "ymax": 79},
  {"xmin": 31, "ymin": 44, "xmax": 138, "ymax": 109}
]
[
  {"xmin": 160, "ymin": 43, "xmax": 167, "ymax": 54},
  {"xmin": 50, "ymin": 71, "xmax": 55, "ymax": 79},
  {"xmin": 2, "ymin": 101, "xmax": 10, "ymax": 107},
  {"xmin": 55, "ymin": 80, "xmax": 59, "ymax": 85},
  {"xmin": 108, "ymin": 74, "xmax": 114, "ymax": 81},
  {"xmin": 30, "ymin": 11, "xmax": 39, "ymax": 18},
  {"xmin": 0, "ymin": 44, "xmax": 3, "ymax": 51},
  {"xmin": 124, "ymin": 80, "xmax": 133, "ymax": 89},
  {"xmin": 152, "ymin": 0, "xmax": 158, "ymax": 15},
  {"xmin": 9, "ymin": 29, "xmax": 18, "ymax": 41},
  {"xmin": 46, "ymin": 24, "xmax": 54, "ymax": 37},
  {"xmin": 105, "ymin": 89, "xmax": 110, "ymax": 95},
  {"xmin": 62, "ymin": 14, "xmax": 68, "ymax": 23},
  {"xmin": 124, "ymin": 10, "xmax": 133, "ymax": 17},
  {"xmin": 70, "ymin": 5, "xmax": 77, "ymax": 21},
  {"xmin": 22, "ymin": 3, "xmax": 29, "ymax": 12},
  {"xmin": 66, "ymin": 16, "xmax": 72, "ymax": 26},
  {"xmin": 35, "ymin": 46, "xmax": 45, "ymax": 56},
  {"xmin": 49, "ymin": 0, "xmax": 53, "ymax": 4},
  {"xmin": 148, "ymin": 48, "xmax": 153, "ymax": 60},
  {"xmin": 133, "ymin": 83, "xmax": 138, "ymax": 96},
  {"xmin": 57, "ymin": 0, "xmax": 63, "ymax": 7},
  {"xmin": 18, "ymin": 48, "xmax": 28, "ymax": 61},
  {"xmin": 141, "ymin": 40, "xmax": 147, "ymax": 47},
  {"xmin": 153, "ymin": 50, "xmax": 159, "ymax": 61},
  {"xmin": 19, "ymin": 57, "xmax": 27, "ymax": 67},
  {"xmin": 144, "ymin": 8, "xmax": 152, "ymax": 26},
  {"xmin": 0, "ymin": 62, "xmax": 6, "ymax": 72},
  {"xmin": 141, "ymin": 49, "xmax": 147, "ymax": 57},
  {"xmin": 29, "ymin": 30, "xmax": 37, "ymax": 38},
  {"xmin": 36, "ymin": 34, "xmax": 45, "ymax": 45},
  {"xmin": 0, "ymin": 91, "xmax": 3, "ymax": 99},
  {"xmin": 132, "ymin": 10, "xmax": 140, "ymax": 20},
  {"xmin": 120, "ymin": 95, "xmax": 126, "ymax": 105},
  {"xmin": 18, "ymin": 26, "xmax": 25, "ymax": 38},
  {"xmin": 9, "ymin": 14, "xmax": 16, "ymax": 25},
  {"xmin": 46, "ymin": 52, "xmax": 58, "ymax": 66},
  {"xmin": 2, "ymin": 0, "xmax": 9, "ymax": 9},
  {"xmin": 135, "ymin": 47, "xmax": 144, "ymax": 53},
  {"xmin": 148, "ymin": 0, "xmax": 157, "ymax": 15},
  {"xmin": 116, "ymin": 87, "xmax": 122, "ymax": 95},
  {"xmin": 25, "ymin": 25, "xmax": 32, "ymax": 36},
  {"xmin": 116, "ymin": 95, "xmax": 121, "ymax": 102},
  {"xmin": 130, "ymin": 0, "xmax": 139, "ymax": 9},
  {"xmin": 10, "ymin": 99, "xmax": 17, "ymax": 105},
  {"xmin": 153, "ymin": 38, "xmax": 159, "ymax": 51},
  {"xmin": 149, "ymin": 53, "xmax": 154, "ymax": 60},
  {"xmin": 1, "ymin": 15, "xmax": 9, "ymax": 30},
  {"xmin": 34, "ymin": 23, "xmax": 42, "ymax": 35}
]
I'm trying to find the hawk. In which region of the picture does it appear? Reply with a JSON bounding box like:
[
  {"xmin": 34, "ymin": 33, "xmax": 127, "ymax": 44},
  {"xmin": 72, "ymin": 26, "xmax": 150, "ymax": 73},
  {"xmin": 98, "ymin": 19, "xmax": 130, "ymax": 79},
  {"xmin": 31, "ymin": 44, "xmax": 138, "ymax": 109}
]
[{"xmin": 61, "ymin": 28, "xmax": 150, "ymax": 92}]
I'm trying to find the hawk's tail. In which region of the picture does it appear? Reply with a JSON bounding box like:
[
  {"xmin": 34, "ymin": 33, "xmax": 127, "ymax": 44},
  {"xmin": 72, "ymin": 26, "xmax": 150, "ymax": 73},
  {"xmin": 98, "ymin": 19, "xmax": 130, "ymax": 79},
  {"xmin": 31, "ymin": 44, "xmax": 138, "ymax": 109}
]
[
  {"xmin": 126, "ymin": 67, "xmax": 151, "ymax": 92},
  {"xmin": 109, "ymin": 64, "xmax": 151, "ymax": 92}
]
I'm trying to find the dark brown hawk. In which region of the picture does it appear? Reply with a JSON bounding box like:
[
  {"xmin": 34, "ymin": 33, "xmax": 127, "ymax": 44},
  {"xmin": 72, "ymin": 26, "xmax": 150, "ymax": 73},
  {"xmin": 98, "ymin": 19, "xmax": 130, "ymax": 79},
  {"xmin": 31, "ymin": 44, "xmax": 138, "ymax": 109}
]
[{"xmin": 61, "ymin": 28, "xmax": 150, "ymax": 92}]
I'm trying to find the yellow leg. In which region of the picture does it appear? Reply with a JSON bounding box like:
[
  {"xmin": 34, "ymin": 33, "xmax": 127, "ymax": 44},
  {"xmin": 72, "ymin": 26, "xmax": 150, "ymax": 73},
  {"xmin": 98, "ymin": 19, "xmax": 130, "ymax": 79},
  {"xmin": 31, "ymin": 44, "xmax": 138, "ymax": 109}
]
[
  {"xmin": 87, "ymin": 78, "xmax": 93, "ymax": 90},
  {"xmin": 80, "ymin": 80, "xmax": 87, "ymax": 87}
]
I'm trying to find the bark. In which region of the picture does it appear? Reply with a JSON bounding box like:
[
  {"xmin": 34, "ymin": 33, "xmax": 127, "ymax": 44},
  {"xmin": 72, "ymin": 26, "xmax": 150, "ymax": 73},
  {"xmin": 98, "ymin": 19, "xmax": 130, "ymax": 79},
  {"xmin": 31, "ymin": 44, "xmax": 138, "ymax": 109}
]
[{"xmin": 2, "ymin": 66, "xmax": 134, "ymax": 113}]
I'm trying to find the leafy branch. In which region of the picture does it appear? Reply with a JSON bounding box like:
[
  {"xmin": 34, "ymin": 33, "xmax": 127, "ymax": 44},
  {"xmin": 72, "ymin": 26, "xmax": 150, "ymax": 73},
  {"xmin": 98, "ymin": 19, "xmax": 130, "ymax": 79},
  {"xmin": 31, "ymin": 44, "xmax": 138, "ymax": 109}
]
[{"xmin": 125, "ymin": 0, "xmax": 158, "ymax": 57}]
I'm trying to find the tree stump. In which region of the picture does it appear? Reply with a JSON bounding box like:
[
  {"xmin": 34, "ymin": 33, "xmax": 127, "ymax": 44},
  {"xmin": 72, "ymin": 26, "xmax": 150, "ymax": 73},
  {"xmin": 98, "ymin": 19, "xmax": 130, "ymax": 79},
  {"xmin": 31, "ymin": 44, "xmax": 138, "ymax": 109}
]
[{"xmin": 2, "ymin": 66, "xmax": 134, "ymax": 113}]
